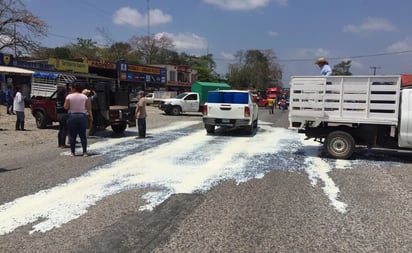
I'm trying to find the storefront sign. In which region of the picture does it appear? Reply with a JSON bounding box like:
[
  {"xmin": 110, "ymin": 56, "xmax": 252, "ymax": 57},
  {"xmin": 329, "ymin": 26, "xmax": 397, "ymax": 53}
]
[
  {"xmin": 117, "ymin": 62, "xmax": 166, "ymax": 84},
  {"xmin": 15, "ymin": 60, "xmax": 54, "ymax": 71},
  {"xmin": 48, "ymin": 58, "xmax": 88, "ymax": 73},
  {"xmin": 0, "ymin": 53, "xmax": 14, "ymax": 66},
  {"xmin": 87, "ymin": 59, "xmax": 116, "ymax": 69}
]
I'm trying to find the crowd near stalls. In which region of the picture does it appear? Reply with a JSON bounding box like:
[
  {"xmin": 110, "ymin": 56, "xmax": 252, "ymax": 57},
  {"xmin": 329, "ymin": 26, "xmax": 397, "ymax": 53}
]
[
  {"xmin": 0, "ymin": 52, "xmax": 198, "ymax": 134},
  {"xmin": 0, "ymin": 53, "xmax": 198, "ymax": 106}
]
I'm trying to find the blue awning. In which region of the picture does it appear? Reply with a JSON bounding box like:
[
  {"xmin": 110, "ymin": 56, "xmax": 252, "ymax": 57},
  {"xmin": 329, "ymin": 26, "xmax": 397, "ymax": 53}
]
[{"xmin": 33, "ymin": 72, "xmax": 59, "ymax": 79}]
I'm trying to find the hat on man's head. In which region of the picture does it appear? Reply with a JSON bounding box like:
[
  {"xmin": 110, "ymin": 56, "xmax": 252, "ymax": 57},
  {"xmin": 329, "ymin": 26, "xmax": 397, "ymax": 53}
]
[
  {"xmin": 315, "ymin": 57, "xmax": 328, "ymax": 64},
  {"xmin": 82, "ymin": 89, "xmax": 91, "ymax": 96},
  {"xmin": 138, "ymin": 90, "xmax": 145, "ymax": 95}
]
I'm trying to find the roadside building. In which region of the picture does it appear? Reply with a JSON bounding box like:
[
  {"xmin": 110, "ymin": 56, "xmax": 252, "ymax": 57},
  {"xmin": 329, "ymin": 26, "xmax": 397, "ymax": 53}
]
[{"xmin": 151, "ymin": 64, "xmax": 197, "ymax": 93}]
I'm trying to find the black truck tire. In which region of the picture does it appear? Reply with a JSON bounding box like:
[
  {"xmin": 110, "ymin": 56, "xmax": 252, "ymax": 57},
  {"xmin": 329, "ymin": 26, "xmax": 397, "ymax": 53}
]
[
  {"xmin": 324, "ymin": 130, "xmax": 355, "ymax": 159},
  {"xmin": 35, "ymin": 111, "xmax": 47, "ymax": 129},
  {"xmin": 111, "ymin": 123, "xmax": 126, "ymax": 134},
  {"xmin": 205, "ymin": 124, "xmax": 215, "ymax": 134},
  {"xmin": 171, "ymin": 106, "xmax": 181, "ymax": 116}
]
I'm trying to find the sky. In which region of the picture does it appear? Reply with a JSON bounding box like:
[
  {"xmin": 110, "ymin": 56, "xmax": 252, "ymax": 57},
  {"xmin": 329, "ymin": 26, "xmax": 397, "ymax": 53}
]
[{"xmin": 23, "ymin": 0, "xmax": 412, "ymax": 86}]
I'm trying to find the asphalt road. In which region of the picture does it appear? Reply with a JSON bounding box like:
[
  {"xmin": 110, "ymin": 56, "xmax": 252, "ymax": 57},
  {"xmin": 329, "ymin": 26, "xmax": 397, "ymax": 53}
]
[{"xmin": 1, "ymin": 105, "xmax": 412, "ymax": 253}]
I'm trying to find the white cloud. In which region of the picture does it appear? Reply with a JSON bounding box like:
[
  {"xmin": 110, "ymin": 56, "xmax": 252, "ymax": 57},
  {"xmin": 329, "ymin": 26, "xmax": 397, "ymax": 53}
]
[
  {"xmin": 343, "ymin": 17, "xmax": 396, "ymax": 33},
  {"xmin": 157, "ymin": 32, "xmax": 208, "ymax": 51},
  {"xmin": 292, "ymin": 48, "xmax": 331, "ymax": 59},
  {"xmin": 221, "ymin": 52, "xmax": 236, "ymax": 60},
  {"xmin": 268, "ymin": 31, "xmax": 279, "ymax": 37},
  {"xmin": 203, "ymin": 0, "xmax": 287, "ymax": 11},
  {"xmin": 387, "ymin": 38, "xmax": 412, "ymax": 52},
  {"xmin": 113, "ymin": 7, "xmax": 172, "ymax": 28}
]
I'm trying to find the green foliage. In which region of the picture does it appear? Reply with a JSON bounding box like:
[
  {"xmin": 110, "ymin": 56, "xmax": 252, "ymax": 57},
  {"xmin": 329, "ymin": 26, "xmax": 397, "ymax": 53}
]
[
  {"xmin": 332, "ymin": 60, "xmax": 352, "ymax": 76},
  {"xmin": 66, "ymin": 38, "xmax": 98, "ymax": 59},
  {"xmin": 226, "ymin": 49, "xmax": 282, "ymax": 89},
  {"xmin": 193, "ymin": 66, "xmax": 218, "ymax": 82},
  {"xmin": 54, "ymin": 47, "xmax": 72, "ymax": 59}
]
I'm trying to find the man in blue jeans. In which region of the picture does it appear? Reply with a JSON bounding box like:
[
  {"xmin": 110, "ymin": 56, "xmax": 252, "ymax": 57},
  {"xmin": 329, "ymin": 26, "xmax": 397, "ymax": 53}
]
[{"xmin": 135, "ymin": 90, "xmax": 147, "ymax": 138}]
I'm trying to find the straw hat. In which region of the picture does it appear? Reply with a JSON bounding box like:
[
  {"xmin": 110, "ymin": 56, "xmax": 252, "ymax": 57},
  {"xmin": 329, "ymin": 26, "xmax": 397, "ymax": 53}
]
[
  {"xmin": 82, "ymin": 89, "xmax": 91, "ymax": 96},
  {"xmin": 315, "ymin": 57, "xmax": 328, "ymax": 64}
]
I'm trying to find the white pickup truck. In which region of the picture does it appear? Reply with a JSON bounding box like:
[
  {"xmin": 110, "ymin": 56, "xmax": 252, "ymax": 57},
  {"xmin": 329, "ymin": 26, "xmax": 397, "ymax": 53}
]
[
  {"xmin": 202, "ymin": 90, "xmax": 259, "ymax": 135},
  {"xmin": 289, "ymin": 75, "xmax": 412, "ymax": 159}
]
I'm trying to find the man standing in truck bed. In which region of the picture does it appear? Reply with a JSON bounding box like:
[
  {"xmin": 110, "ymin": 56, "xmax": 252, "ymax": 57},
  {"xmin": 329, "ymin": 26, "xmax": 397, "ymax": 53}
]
[
  {"xmin": 315, "ymin": 57, "xmax": 332, "ymax": 76},
  {"xmin": 135, "ymin": 90, "xmax": 147, "ymax": 138}
]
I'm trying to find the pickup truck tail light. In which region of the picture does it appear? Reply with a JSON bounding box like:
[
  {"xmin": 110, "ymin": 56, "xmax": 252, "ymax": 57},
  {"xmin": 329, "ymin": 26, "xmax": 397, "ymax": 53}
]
[
  {"xmin": 244, "ymin": 106, "xmax": 251, "ymax": 117},
  {"xmin": 202, "ymin": 105, "xmax": 208, "ymax": 115}
]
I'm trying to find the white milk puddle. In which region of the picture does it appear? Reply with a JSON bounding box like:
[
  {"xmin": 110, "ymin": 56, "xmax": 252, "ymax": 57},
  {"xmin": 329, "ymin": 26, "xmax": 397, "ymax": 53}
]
[
  {"xmin": 0, "ymin": 121, "xmax": 355, "ymax": 235},
  {"xmin": 301, "ymin": 137, "xmax": 348, "ymax": 213}
]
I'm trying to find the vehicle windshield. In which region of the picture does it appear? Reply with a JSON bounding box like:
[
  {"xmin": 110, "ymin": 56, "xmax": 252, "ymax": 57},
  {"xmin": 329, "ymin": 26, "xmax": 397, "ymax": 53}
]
[{"xmin": 175, "ymin": 93, "xmax": 188, "ymax": 99}]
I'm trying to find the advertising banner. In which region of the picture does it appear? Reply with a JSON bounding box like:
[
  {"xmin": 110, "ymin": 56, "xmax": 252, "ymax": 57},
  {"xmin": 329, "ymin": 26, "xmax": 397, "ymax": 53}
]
[{"xmin": 117, "ymin": 62, "xmax": 166, "ymax": 84}]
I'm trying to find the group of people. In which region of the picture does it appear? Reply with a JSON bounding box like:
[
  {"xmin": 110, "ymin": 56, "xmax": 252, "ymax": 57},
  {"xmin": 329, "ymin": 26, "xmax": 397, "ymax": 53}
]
[
  {"xmin": 57, "ymin": 84, "xmax": 148, "ymax": 157},
  {"xmin": 57, "ymin": 83, "xmax": 94, "ymax": 157},
  {"xmin": 267, "ymin": 96, "xmax": 288, "ymax": 114}
]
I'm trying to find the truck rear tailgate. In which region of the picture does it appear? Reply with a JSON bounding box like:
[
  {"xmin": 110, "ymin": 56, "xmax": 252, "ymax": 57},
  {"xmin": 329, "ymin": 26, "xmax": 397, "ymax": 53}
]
[{"xmin": 206, "ymin": 103, "xmax": 249, "ymax": 119}]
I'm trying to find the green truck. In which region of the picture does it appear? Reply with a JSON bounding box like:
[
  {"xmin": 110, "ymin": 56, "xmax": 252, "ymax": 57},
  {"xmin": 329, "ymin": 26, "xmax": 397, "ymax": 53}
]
[{"xmin": 159, "ymin": 82, "xmax": 231, "ymax": 116}]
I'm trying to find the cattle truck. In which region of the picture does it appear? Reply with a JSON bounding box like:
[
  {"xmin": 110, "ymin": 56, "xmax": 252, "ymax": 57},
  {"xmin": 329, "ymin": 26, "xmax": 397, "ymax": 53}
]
[{"xmin": 288, "ymin": 75, "xmax": 412, "ymax": 159}]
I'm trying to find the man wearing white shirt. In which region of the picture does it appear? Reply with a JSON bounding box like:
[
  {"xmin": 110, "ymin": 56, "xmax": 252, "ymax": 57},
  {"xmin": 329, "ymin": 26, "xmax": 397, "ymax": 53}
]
[{"xmin": 13, "ymin": 86, "xmax": 25, "ymax": 131}]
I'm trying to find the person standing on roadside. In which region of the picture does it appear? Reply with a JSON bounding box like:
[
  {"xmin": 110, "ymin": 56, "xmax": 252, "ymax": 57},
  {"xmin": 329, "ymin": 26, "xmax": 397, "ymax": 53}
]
[
  {"xmin": 279, "ymin": 96, "xmax": 287, "ymax": 112},
  {"xmin": 135, "ymin": 90, "xmax": 147, "ymax": 138},
  {"xmin": 267, "ymin": 97, "xmax": 275, "ymax": 114},
  {"xmin": 315, "ymin": 57, "xmax": 332, "ymax": 76},
  {"xmin": 5, "ymin": 85, "xmax": 14, "ymax": 114},
  {"xmin": 82, "ymin": 88, "xmax": 98, "ymax": 137},
  {"xmin": 64, "ymin": 83, "xmax": 93, "ymax": 157},
  {"xmin": 13, "ymin": 86, "xmax": 25, "ymax": 130},
  {"xmin": 57, "ymin": 86, "xmax": 69, "ymax": 148}
]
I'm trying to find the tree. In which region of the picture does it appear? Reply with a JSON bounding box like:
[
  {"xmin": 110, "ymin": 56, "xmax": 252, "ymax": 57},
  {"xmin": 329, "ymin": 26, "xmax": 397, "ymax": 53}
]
[
  {"xmin": 0, "ymin": 0, "xmax": 48, "ymax": 55},
  {"xmin": 193, "ymin": 66, "xmax": 218, "ymax": 82},
  {"xmin": 226, "ymin": 49, "xmax": 282, "ymax": 89},
  {"xmin": 332, "ymin": 60, "xmax": 352, "ymax": 75},
  {"xmin": 129, "ymin": 34, "xmax": 175, "ymax": 64},
  {"xmin": 101, "ymin": 42, "xmax": 137, "ymax": 63},
  {"xmin": 67, "ymin": 38, "xmax": 98, "ymax": 59}
]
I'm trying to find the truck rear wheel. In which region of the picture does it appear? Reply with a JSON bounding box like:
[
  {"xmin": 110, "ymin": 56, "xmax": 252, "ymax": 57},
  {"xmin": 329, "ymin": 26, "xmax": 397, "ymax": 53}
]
[
  {"xmin": 35, "ymin": 111, "xmax": 47, "ymax": 129},
  {"xmin": 111, "ymin": 124, "xmax": 126, "ymax": 134},
  {"xmin": 324, "ymin": 131, "xmax": 355, "ymax": 159},
  {"xmin": 205, "ymin": 124, "xmax": 215, "ymax": 134}
]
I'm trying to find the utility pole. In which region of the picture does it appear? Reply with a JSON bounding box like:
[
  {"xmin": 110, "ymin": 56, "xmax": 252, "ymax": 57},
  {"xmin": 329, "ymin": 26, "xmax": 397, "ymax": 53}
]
[
  {"xmin": 147, "ymin": 0, "xmax": 150, "ymax": 37},
  {"xmin": 146, "ymin": 0, "xmax": 151, "ymax": 66},
  {"xmin": 370, "ymin": 66, "xmax": 381, "ymax": 75}
]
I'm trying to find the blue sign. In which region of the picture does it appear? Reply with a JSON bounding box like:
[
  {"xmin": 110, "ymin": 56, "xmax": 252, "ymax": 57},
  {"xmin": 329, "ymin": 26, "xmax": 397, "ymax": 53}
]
[{"xmin": 0, "ymin": 53, "xmax": 14, "ymax": 66}]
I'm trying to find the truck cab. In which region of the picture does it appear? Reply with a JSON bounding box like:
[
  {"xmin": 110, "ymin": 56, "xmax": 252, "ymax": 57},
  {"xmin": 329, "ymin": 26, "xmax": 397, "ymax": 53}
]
[{"xmin": 158, "ymin": 92, "xmax": 200, "ymax": 116}]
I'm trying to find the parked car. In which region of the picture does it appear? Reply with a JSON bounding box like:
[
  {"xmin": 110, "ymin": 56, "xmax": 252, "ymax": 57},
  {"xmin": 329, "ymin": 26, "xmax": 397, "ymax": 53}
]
[
  {"xmin": 145, "ymin": 92, "xmax": 154, "ymax": 105},
  {"xmin": 159, "ymin": 82, "xmax": 231, "ymax": 115}
]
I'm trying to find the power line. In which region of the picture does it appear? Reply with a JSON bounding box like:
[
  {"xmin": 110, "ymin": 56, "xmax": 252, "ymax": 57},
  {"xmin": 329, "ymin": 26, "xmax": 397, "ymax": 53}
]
[
  {"xmin": 212, "ymin": 50, "xmax": 412, "ymax": 64},
  {"xmin": 278, "ymin": 50, "xmax": 412, "ymax": 63}
]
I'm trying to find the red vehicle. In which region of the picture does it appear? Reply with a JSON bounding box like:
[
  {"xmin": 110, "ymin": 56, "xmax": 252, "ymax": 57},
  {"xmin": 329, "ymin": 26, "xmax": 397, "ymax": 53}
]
[
  {"xmin": 252, "ymin": 93, "xmax": 268, "ymax": 107},
  {"xmin": 266, "ymin": 87, "xmax": 281, "ymax": 99},
  {"xmin": 30, "ymin": 72, "xmax": 136, "ymax": 134}
]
